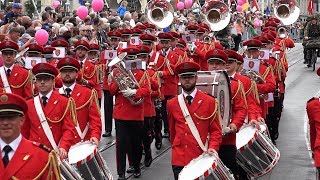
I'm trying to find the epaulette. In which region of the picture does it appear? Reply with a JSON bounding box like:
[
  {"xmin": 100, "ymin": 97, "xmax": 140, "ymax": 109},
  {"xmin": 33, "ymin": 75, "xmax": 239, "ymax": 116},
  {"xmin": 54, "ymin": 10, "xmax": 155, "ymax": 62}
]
[
  {"xmin": 262, "ymin": 61, "xmax": 271, "ymax": 67},
  {"xmin": 32, "ymin": 141, "xmax": 52, "ymax": 153},
  {"xmin": 58, "ymin": 93, "xmax": 69, "ymax": 99},
  {"xmin": 80, "ymin": 84, "xmax": 93, "ymax": 89},
  {"xmin": 307, "ymin": 97, "xmax": 316, "ymax": 103}
]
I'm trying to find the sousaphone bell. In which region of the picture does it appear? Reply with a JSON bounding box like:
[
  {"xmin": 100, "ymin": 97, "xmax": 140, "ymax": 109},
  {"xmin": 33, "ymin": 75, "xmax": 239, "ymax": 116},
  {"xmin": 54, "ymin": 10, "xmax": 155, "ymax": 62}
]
[
  {"xmin": 203, "ymin": 0, "xmax": 231, "ymax": 32},
  {"xmin": 274, "ymin": 0, "xmax": 300, "ymax": 25},
  {"xmin": 145, "ymin": 0, "xmax": 174, "ymax": 29}
]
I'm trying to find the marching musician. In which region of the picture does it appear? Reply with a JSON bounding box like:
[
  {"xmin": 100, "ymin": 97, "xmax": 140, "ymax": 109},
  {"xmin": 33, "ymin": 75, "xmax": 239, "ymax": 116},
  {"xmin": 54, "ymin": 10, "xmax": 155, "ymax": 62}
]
[
  {"xmin": 21, "ymin": 63, "xmax": 75, "ymax": 158},
  {"xmin": 137, "ymin": 45, "xmax": 161, "ymax": 167},
  {"xmin": 102, "ymin": 30, "xmax": 122, "ymax": 137},
  {"xmin": 0, "ymin": 93, "xmax": 60, "ymax": 179},
  {"xmin": 243, "ymin": 39, "xmax": 276, "ymax": 121},
  {"xmin": 51, "ymin": 39, "xmax": 70, "ymax": 67},
  {"xmin": 157, "ymin": 32, "xmax": 180, "ymax": 139},
  {"xmin": 140, "ymin": 33, "xmax": 164, "ymax": 149},
  {"xmin": 56, "ymin": 57, "xmax": 101, "ymax": 146},
  {"xmin": 26, "ymin": 43, "xmax": 43, "ymax": 58},
  {"xmin": 225, "ymin": 50, "xmax": 263, "ymax": 124},
  {"xmin": 43, "ymin": 46, "xmax": 57, "ymax": 65},
  {"xmin": 0, "ymin": 40, "xmax": 33, "ymax": 98},
  {"xmin": 109, "ymin": 47, "xmax": 150, "ymax": 179},
  {"xmin": 87, "ymin": 43, "xmax": 102, "ymax": 104},
  {"xmin": 167, "ymin": 61, "xmax": 222, "ymax": 180},
  {"xmin": 206, "ymin": 49, "xmax": 247, "ymax": 178}
]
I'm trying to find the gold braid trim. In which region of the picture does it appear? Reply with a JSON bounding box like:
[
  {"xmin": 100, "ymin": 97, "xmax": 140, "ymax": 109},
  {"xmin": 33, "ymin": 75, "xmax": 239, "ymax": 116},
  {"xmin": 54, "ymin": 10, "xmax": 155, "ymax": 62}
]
[
  {"xmin": 82, "ymin": 65, "xmax": 96, "ymax": 79},
  {"xmin": 96, "ymin": 65, "xmax": 101, "ymax": 84},
  {"xmin": 13, "ymin": 151, "xmax": 62, "ymax": 180},
  {"xmin": 11, "ymin": 70, "xmax": 32, "ymax": 89},
  {"xmin": 194, "ymin": 99, "xmax": 218, "ymax": 121},
  {"xmin": 89, "ymin": 89, "xmax": 101, "ymax": 116},
  {"xmin": 46, "ymin": 99, "xmax": 73, "ymax": 124},
  {"xmin": 238, "ymin": 81, "xmax": 248, "ymax": 109},
  {"xmin": 68, "ymin": 97, "xmax": 78, "ymax": 126},
  {"xmin": 30, "ymin": 73, "xmax": 35, "ymax": 96},
  {"xmin": 251, "ymin": 81, "xmax": 260, "ymax": 104},
  {"xmin": 275, "ymin": 60, "xmax": 282, "ymax": 81},
  {"xmin": 262, "ymin": 66, "xmax": 271, "ymax": 80},
  {"xmin": 209, "ymin": 99, "xmax": 220, "ymax": 125},
  {"xmin": 152, "ymin": 71, "xmax": 162, "ymax": 97},
  {"xmin": 165, "ymin": 58, "xmax": 175, "ymax": 76},
  {"xmin": 232, "ymin": 81, "xmax": 241, "ymax": 100},
  {"xmin": 139, "ymin": 70, "xmax": 148, "ymax": 86},
  {"xmin": 152, "ymin": 55, "xmax": 166, "ymax": 71}
]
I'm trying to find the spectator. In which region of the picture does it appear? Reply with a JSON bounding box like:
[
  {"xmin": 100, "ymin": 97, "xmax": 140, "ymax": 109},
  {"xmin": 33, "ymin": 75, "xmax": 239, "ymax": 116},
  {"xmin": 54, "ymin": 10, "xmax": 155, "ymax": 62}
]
[
  {"xmin": 233, "ymin": 18, "xmax": 244, "ymax": 51},
  {"xmin": 117, "ymin": 0, "xmax": 128, "ymax": 16},
  {"xmin": 3, "ymin": 3, "xmax": 22, "ymax": 25}
]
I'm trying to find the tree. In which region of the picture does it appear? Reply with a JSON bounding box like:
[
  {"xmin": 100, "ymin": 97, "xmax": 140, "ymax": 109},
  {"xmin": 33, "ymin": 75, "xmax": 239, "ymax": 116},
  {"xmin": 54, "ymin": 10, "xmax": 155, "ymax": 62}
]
[{"xmin": 24, "ymin": 0, "xmax": 35, "ymax": 18}]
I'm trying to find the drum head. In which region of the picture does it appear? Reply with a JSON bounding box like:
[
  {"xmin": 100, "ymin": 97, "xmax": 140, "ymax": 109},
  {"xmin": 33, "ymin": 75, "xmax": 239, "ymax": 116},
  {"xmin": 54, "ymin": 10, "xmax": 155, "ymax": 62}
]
[
  {"xmin": 236, "ymin": 126, "xmax": 256, "ymax": 149},
  {"xmin": 179, "ymin": 154, "xmax": 217, "ymax": 180},
  {"xmin": 68, "ymin": 141, "xmax": 97, "ymax": 164}
]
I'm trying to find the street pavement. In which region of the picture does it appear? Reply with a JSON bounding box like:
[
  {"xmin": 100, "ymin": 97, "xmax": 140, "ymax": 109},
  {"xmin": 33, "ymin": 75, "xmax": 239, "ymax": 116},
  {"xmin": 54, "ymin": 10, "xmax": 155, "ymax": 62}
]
[{"xmin": 99, "ymin": 43, "xmax": 318, "ymax": 180}]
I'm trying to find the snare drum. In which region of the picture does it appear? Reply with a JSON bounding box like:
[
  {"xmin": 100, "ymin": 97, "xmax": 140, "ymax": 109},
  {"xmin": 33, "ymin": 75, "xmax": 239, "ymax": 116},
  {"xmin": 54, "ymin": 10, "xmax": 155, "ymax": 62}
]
[
  {"xmin": 179, "ymin": 153, "xmax": 235, "ymax": 180},
  {"xmin": 179, "ymin": 70, "xmax": 231, "ymax": 134},
  {"xmin": 236, "ymin": 126, "xmax": 280, "ymax": 178},
  {"xmin": 68, "ymin": 141, "xmax": 113, "ymax": 180}
]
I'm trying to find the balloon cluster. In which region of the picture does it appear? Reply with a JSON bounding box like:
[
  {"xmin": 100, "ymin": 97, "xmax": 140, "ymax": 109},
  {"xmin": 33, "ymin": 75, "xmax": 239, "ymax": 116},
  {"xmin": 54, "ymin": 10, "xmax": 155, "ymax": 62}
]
[
  {"xmin": 52, "ymin": 1, "xmax": 60, "ymax": 9},
  {"xmin": 236, "ymin": 0, "xmax": 246, "ymax": 12},
  {"xmin": 177, "ymin": 0, "xmax": 193, "ymax": 10},
  {"xmin": 253, "ymin": 17, "xmax": 262, "ymax": 28}
]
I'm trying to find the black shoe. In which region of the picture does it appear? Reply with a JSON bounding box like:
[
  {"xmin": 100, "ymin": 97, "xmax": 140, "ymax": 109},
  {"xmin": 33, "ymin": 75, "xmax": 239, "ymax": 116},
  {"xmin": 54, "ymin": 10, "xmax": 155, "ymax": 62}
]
[
  {"xmin": 155, "ymin": 139, "xmax": 162, "ymax": 150},
  {"xmin": 118, "ymin": 174, "xmax": 126, "ymax": 180},
  {"xmin": 102, "ymin": 132, "xmax": 111, "ymax": 137},
  {"xmin": 144, "ymin": 150, "xmax": 152, "ymax": 167},
  {"xmin": 303, "ymin": 61, "xmax": 307, "ymax": 64},
  {"xmin": 133, "ymin": 169, "xmax": 141, "ymax": 178},
  {"xmin": 126, "ymin": 166, "xmax": 134, "ymax": 173},
  {"xmin": 307, "ymin": 64, "xmax": 312, "ymax": 67},
  {"xmin": 162, "ymin": 132, "xmax": 169, "ymax": 138}
]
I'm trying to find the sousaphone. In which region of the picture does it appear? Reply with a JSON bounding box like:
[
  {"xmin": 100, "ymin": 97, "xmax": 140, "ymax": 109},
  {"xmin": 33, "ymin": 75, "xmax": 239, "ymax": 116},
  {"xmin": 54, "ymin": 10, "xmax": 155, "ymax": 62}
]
[
  {"xmin": 145, "ymin": 0, "xmax": 174, "ymax": 29},
  {"xmin": 203, "ymin": 0, "xmax": 231, "ymax": 31},
  {"xmin": 274, "ymin": 0, "xmax": 300, "ymax": 25}
]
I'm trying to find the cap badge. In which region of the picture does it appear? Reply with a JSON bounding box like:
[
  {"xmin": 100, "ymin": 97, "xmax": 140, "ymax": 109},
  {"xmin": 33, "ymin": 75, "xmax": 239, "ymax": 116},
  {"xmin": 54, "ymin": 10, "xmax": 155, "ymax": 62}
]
[
  {"xmin": 214, "ymin": 50, "xmax": 218, "ymax": 55},
  {"xmin": 65, "ymin": 58, "xmax": 70, "ymax": 62},
  {"xmin": 0, "ymin": 95, "xmax": 8, "ymax": 102},
  {"xmin": 5, "ymin": 41, "xmax": 10, "ymax": 45},
  {"xmin": 40, "ymin": 63, "xmax": 45, "ymax": 69},
  {"xmin": 184, "ymin": 63, "xmax": 190, "ymax": 69}
]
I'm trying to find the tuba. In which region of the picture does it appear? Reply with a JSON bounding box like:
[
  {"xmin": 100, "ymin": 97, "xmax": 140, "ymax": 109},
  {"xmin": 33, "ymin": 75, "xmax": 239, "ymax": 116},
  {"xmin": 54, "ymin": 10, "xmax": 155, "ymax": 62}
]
[
  {"xmin": 145, "ymin": 0, "xmax": 174, "ymax": 29},
  {"xmin": 239, "ymin": 69, "xmax": 265, "ymax": 84},
  {"xmin": 15, "ymin": 47, "xmax": 29, "ymax": 67},
  {"xmin": 108, "ymin": 53, "xmax": 143, "ymax": 105},
  {"xmin": 274, "ymin": 0, "xmax": 300, "ymax": 25},
  {"xmin": 203, "ymin": 0, "xmax": 231, "ymax": 31}
]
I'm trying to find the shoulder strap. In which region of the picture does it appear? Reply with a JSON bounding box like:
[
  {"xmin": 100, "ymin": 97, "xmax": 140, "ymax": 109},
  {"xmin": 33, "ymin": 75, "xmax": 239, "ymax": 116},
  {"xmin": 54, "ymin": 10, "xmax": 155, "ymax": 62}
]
[
  {"xmin": 177, "ymin": 94, "xmax": 208, "ymax": 152},
  {"xmin": 34, "ymin": 95, "xmax": 59, "ymax": 151},
  {"xmin": 0, "ymin": 67, "xmax": 12, "ymax": 93}
]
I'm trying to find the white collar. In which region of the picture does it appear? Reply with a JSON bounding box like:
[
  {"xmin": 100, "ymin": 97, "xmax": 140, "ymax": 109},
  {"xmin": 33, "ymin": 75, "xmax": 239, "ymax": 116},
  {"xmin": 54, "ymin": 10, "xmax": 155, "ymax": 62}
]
[
  {"xmin": 63, "ymin": 82, "xmax": 76, "ymax": 93},
  {"xmin": 4, "ymin": 64, "xmax": 14, "ymax": 71},
  {"xmin": 149, "ymin": 50, "xmax": 154, "ymax": 57},
  {"xmin": 39, "ymin": 89, "xmax": 53, "ymax": 100},
  {"xmin": 182, "ymin": 88, "xmax": 197, "ymax": 99},
  {"xmin": 0, "ymin": 134, "xmax": 22, "ymax": 154},
  {"xmin": 229, "ymin": 72, "xmax": 236, "ymax": 79}
]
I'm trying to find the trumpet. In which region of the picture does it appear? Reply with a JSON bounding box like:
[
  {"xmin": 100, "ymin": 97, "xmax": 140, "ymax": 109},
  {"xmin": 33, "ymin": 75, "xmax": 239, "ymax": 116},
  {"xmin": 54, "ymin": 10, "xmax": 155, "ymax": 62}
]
[
  {"xmin": 108, "ymin": 53, "xmax": 143, "ymax": 105},
  {"xmin": 239, "ymin": 69, "xmax": 265, "ymax": 84}
]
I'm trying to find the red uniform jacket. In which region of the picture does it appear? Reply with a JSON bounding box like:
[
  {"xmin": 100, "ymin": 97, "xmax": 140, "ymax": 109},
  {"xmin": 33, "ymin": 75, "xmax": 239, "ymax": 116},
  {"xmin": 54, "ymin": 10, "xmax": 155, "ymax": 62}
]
[
  {"xmin": 60, "ymin": 84, "xmax": 102, "ymax": 143},
  {"xmin": 102, "ymin": 48, "xmax": 122, "ymax": 91},
  {"xmin": 307, "ymin": 97, "xmax": 320, "ymax": 166},
  {"xmin": 0, "ymin": 65, "xmax": 33, "ymax": 98},
  {"xmin": 161, "ymin": 51, "xmax": 180, "ymax": 96},
  {"xmin": 22, "ymin": 91, "xmax": 75, "ymax": 151},
  {"xmin": 142, "ymin": 69, "xmax": 159, "ymax": 117},
  {"xmin": 0, "ymin": 138, "xmax": 56, "ymax": 180},
  {"xmin": 222, "ymin": 80, "xmax": 247, "ymax": 145},
  {"xmin": 234, "ymin": 73, "xmax": 262, "ymax": 120},
  {"xmin": 81, "ymin": 60, "xmax": 101, "ymax": 99},
  {"xmin": 168, "ymin": 90, "xmax": 222, "ymax": 166},
  {"xmin": 110, "ymin": 69, "xmax": 151, "ymax": 121}
]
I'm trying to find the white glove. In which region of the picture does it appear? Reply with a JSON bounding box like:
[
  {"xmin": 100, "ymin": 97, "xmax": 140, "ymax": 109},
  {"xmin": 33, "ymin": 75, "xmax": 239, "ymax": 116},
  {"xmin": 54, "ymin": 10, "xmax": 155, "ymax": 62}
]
[{"xmin": 121, "ymin": 88, "xmax": 137, "ymax": 97}]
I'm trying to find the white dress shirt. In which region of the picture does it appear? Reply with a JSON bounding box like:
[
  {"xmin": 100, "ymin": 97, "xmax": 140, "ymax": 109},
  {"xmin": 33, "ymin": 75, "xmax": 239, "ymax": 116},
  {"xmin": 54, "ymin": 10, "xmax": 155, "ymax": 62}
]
[
  {"xmin": 4, "ymin": 64, "xmax": 14, "ymax": 73},
  {"xmin": 62, "ymin": 82, "xmax": 76, "ymax": 94},
  {"xmin": 182, "ymin": 88, "xmax": 198, "ymax": 103},
  {"xmin": 0, "ymin": 134, "xmax": 22, "ymax": 160},
  {"xmin": 39, "ymin": 89, "xmax": 53, "ymax": 100}
]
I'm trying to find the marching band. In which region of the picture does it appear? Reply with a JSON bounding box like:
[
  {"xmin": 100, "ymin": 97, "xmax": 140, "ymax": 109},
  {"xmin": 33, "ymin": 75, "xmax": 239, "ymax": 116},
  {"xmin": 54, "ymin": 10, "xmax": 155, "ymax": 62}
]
[{"xmin": 0, "ymin": 0, "xmax": 306, "ymax": 179}]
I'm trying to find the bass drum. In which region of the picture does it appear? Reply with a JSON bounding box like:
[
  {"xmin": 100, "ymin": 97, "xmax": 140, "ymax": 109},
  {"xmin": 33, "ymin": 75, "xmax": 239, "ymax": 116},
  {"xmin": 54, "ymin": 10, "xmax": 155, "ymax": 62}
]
[{"xmin": 179, "ymin": 70, "xmax": 232, "ymax": 134}]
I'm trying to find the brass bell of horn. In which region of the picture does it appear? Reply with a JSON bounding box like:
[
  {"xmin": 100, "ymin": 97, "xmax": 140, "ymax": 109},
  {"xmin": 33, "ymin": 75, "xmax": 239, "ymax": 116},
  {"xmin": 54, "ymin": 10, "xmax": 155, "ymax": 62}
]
[
  {"xmin": 145, "ymin": 0, "xmax": 174, "ymax": 29},
  {"xmin": 274, "ymin": 0, "xmax": 300, "ymax": 25},
  {"xmin": 203, "ymin": 0, "xmax": 231, "ymax": 32}
]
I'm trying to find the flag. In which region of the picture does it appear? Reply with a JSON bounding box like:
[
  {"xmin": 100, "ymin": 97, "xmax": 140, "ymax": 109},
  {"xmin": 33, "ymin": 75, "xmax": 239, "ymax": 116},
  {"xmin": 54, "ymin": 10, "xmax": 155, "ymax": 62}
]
[
  {"xmin": 242, "ymin": 2, "xmax": 250, "ymax": 12},
  {"xmin": 308, "ymin": 0, "xmax": 314, "ymax": 15},
  {"xmin": 251, "ymin": 0, "xmax": 259, "ymax": 13},
  {"xmin": 265, "ymin": 6, "xmax": 271, "ymax": 16}
]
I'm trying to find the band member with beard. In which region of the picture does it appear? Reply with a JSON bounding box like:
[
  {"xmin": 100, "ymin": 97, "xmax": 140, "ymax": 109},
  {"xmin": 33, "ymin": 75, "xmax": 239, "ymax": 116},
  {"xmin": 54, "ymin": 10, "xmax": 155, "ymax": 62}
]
[
  {"xmin": 140, "ymin": 33, "xmax": 164, "ymax": 149},
  {"xmin": 243, "ymin": 39, "xmax": 276, "ymax": 126},
  {"xmin": 21, "ymin": 63, "xmax": 75, "ymax": 159},
  {"xmin": 167, "ymin": 61, "xmax": 222, "ymax": 180},
  {"xmin": 0, "ymin": 40, "xmax": 33, "ymax": 98},
  {"xmin": 74, "ymin": 40, "xmax": 99, "ymax": 92},
  {"xmin": 0, "ymin": 93, "xmax": 60, "ymax": 179},
  {"xmin": 101, "ymin": 30, "xmax": 122, "ymax": 137},
  {"xmin": 206, "ymin": 49, "xmax": 247, "ymax": 178},
  {"xmin": 225, "ymin": 50, "xmax": 263, "ymax": 125},
  {"xmin": 157, "ymin": 32, "xmax": 179, "ymax": 139},
  {"xmin": 109, "ymin": 47, "xmax": 150, "ymax": 179},
  {"xmin": 56, "ymin": 57, "xmax": 101, "ymax": 145}
]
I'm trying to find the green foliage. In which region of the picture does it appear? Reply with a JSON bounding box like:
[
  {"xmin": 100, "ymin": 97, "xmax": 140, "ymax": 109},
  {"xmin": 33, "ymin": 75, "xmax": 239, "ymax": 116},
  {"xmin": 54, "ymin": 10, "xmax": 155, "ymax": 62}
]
[{"xmin": 24, "ymin": 0, "xmax": 35, "ymax": 18}]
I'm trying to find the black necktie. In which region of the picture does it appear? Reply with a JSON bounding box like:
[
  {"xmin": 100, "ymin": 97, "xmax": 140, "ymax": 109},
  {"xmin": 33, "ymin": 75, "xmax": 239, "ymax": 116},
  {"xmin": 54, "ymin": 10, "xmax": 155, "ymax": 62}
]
[
  {"xmin": 2, "ymin": 145, "xmax": 12, "ymax": 168},
  {"xmin": 42, "ymin": 96, "xmax": 48, "ymax": 107},
  {"xmin": 6, "ymin": 69, "xmax": 11, "ymax": 77},
  {"xmin": 163, "ymin": 50, "xmax": 167, "ymax": 57},
  {"xmin": 80, "ymin": 61, "xmax": 84, "ymax": 68},
  {"xmin": 186, "ymin": 95, "xmax": 193, "ymax": 105},
  {"xmin": 65, "ymin": 88, "xmax": 72, "ymax": 97}
]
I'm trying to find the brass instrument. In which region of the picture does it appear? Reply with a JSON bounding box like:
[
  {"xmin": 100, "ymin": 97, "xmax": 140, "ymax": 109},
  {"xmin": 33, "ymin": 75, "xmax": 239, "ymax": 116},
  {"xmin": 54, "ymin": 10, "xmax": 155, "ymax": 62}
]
[
  {"xmin": 15, "ymin": 47, "xmax": 29, "ymax": 67},
  {"xmin": 108, "ymin": 52, "xmax": 143, "ymax": 105},
  {"xmin": 239, "ymin": 69, "xmax": 265, "ymax": 84},
  {"xmin": 145, "ymin": 0, "xmax": 174, "ymax": 29},
  {"xmin": 187, "ymin": 42, "xmax": 196, "ymax": 55},
  {"xmin": 203, "ymin": 0, "xmax": 231, "ymax": 31},
  {"xmin": 274, "ymin": 0, "xmax": 300, "ymax": 25}
]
